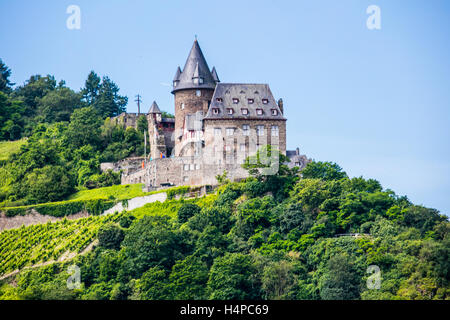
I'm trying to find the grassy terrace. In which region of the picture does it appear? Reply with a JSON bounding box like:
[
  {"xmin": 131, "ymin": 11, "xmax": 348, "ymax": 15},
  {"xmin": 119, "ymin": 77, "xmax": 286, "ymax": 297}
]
[
  {"xmin": 0, "ymin": 139, "xmax": 26, "ymax": 161},
  {"xmin": 67, "ymin": 183, "xmax": 155, "ymax": 201}
]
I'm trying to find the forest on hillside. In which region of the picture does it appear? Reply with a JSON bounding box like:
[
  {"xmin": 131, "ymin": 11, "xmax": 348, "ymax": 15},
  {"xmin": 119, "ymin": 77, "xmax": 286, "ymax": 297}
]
[
  {"xmin": 0, "ymin": 59, "xmax": 159, "ymax": 207},
  {"xmin": 0, "ymin": 58, "xmax": 449, "ymax": 300},
  {"xmin": 0, "ymin": 155, "xmax": 448, "ymax": 300}
]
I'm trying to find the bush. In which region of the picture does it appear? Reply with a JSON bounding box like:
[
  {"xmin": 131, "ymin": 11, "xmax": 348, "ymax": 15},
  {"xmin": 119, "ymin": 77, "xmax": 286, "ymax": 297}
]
[
  {"xmin": 119, "ymin": 215, "xmax": 135, "ymax": 228},
  {"xmin": 97, "ymin": 224, "xmax": 125, "ymax": 250},
  {"xmin": 177, "ymin": 203, "xmax": 201, "ymax": 223}
]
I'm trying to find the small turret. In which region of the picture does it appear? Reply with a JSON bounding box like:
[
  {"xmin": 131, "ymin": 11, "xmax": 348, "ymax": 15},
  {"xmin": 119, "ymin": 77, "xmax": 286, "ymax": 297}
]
[
  {"xmin": 278, "ymin": 98, "xmax": 284, "ymax": 114},
  {"xmin": 173, "ymin": 67, "xmax": 181, "ymax": 88},
  {"xmin": 211, "ymin": 66, "xmax": 220, "ymax": 83}
]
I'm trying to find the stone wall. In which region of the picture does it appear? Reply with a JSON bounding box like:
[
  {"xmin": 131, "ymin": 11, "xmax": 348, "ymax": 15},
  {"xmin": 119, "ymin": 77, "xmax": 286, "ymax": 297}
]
[
  {"xmin": 101, "ymin": 157, "xmax": 145, "ymax": 175},
  {"xmin": 174, "ymin": 89, "xmax": 214, "ymax": 156},
  {"xmin": 203, "ymin": 118, "xmax": 287, "ymax": 157}
]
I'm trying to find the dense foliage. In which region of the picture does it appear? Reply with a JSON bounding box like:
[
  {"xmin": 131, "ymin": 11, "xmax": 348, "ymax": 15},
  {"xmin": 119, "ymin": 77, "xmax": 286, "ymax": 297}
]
[
  {"xmin": 0, "ymin": 158, "xmax": 448, "ymax": 300},
  {"xmin": 0, "ymin": 59, "xmax": 448, "ymax": 301},
  {"xmin": 0, "ymin": 60, "xmax": 158, "ymax": 206}
]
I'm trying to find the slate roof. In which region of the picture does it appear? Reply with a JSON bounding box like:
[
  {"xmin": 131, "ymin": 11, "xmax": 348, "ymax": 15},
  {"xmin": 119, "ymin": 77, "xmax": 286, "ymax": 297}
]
[
  {"xmin": 204, "ymin": 83, "xmax": 286, "ymax": 120},
  {"xmin": 148, "ymin": 101, "xmax": 161, "ymax": 113},
  {"xmin": 172, "ymin": 40, "xmax": 218, "ymax": 93}
]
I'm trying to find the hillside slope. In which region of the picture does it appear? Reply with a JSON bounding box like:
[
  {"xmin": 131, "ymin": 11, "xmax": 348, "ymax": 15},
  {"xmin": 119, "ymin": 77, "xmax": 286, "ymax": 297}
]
[{"xmin": 0, "ymin": 162, "xmax": 448, "ymax": 300}]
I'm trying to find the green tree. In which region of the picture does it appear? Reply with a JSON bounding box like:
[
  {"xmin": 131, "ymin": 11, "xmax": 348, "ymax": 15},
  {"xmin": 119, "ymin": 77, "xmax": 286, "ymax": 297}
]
[
  {"xmin": 37, "ymin": 87, "xmax": 82, "ymax": 122},
  {"xmin": 320, "ymin": 254, "xmax": 361, "ymax": 300},
  {"xmin": 207, "ymin": 253, "xmax": 260, "ymax": 300},
  {"xmin": 177, "ymin": 203, "xmax": 201, "ymax": 223},
  {"xmin": 66, "ymin": 106, "xmax": 102, "ymax": 149},
  {"xmin": 121, "ymin": 216, "xmax": 181, "ymax": 278},
  {"xmin": 135, "ymin": 266, "xmax": 171, "ymax": 300},
  {"xmin": 169, "ymin": 255, "xmax": 209, "ymax": 299},
  {"xmin": 261, "ymin": 260, "xmax": 297, "ymax": 300},
  {"xmin": 94, "ymin": 76, "xmax": 128, "ymax": 118},
  {"xmin": 21, "ymin": 165, "xmax": 74, "ymax": 203},
  {"xmin": 81, "ymin": 71, "xmax": 101, "ymax": 105},
  {"xmin": 12, "ymin": 74, "xmax": 56, "ymax": 115},
  {"xmin": 0, "ymin": 59, "xmax": 13, "ymax": 93},
  {"xmin": 301, "ymin": 161, "xmax": 348, "ymax": 181}
]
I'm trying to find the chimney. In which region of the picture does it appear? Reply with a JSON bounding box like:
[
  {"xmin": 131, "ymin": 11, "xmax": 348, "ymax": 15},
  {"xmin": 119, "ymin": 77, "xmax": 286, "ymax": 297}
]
[{"xmin": 278, "ymin": 98, "xmax": 284, "ymax": 114}]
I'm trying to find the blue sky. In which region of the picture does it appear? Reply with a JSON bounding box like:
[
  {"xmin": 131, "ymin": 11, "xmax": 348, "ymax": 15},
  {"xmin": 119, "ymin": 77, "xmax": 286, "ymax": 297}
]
[{"xmin": 1, "ymin": 0, "xmax": 449, "ymax": 215}]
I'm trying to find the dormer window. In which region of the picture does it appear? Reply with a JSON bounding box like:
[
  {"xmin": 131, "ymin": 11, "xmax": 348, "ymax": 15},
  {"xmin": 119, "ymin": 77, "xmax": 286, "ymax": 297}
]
[
  {"xmin": 212, "ymin": 108, "xmax": 220, "ymax": 115},
  {"xmin": 193, "ymin": 77, "xmax": 204, "ymax": 85},
  {"xmin": 256, "ymin": 108, "xmax": 263, "ymax": 115},
  {"xmin": 248, "ymin": 99, "xmax": 254, "ymax": 104},
  {"xmin": 216, "ymin": 97, "xmax": 223, "ymax": 103},
  {"xmin": 227, "ymin": 108, "xmax": 234, "ymax": 115},
  {"xmin": 232, "ymin": 98, "xmax": 239, "ymax": 104},
  {"xmin": 262, "ymin": 99, "xmax": 269, "ymax": 104},
  {"xmin": 271, "ymin": 109, "xmax": 278, "ymax": 116},
  {"xmin": 241, "ymin": 108, "xmax": 249, "ymax": 115}
]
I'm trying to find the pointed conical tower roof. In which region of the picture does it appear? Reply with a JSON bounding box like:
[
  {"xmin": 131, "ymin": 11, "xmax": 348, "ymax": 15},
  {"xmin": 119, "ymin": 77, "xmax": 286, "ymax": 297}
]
[
  {"xmin": 148, "ymin": 101, "xmax": 161, "ymax": 114},
  {"xmin": 211, "ymin": 66, "xmax": 220, "ymax": 83},
  {"xmin": 172, "ymin": 39, "xmax": 217, "ymax": 93},
  {"xmin": 173, "ymin": 66, "xmax": 181, "ymax": 81}
]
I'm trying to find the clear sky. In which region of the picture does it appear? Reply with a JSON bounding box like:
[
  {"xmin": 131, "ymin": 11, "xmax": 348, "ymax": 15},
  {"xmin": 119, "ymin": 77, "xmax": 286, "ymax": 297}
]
[{"xmin": 1, "ymin": 0, "xmax": 449, "ymax": 215}]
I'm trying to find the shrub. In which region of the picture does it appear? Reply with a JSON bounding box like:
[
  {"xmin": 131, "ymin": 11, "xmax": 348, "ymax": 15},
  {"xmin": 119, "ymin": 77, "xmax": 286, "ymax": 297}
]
[{"xmin": 97, "ymin": 224, "xmax": 125, "ymax": 250}]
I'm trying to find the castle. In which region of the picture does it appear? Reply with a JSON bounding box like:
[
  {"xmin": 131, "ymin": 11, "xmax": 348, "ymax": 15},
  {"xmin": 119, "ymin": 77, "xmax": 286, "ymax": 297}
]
[{"xmin": 103, "ymin": 40, "xmax": 309, "ymax": 189}]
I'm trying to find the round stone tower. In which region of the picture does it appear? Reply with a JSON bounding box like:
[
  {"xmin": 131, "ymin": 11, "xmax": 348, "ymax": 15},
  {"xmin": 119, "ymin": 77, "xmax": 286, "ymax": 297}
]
[{"xmin": 171, "ymin": 39, "xmax": 219, "ymax": 156}]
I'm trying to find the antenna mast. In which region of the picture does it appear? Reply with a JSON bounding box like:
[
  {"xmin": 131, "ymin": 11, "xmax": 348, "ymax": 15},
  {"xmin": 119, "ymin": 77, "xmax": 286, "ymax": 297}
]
[{"xmin": 135, "ymin": 94, "xmax": 142, "ymax": 115}]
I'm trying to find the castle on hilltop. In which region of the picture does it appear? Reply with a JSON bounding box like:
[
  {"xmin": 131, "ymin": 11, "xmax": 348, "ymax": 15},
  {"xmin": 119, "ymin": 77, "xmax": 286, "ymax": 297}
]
[{"xmin": 103, "ymin": 40, "xmax": 309, "ymax": 189}]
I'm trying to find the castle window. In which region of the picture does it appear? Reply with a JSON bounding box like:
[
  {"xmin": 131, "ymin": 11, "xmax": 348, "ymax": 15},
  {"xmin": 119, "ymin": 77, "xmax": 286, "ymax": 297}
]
[
  {"xmin": 216, "ymin": 97, "xmax": 223, "ymax": 102},
  {"xmin": 214, "ymin": 128, "xmax": 222, "ymax": 136},
  {"xmin": 183, "ymin": 176, "xmax": 188, "ymax": 182},
  {"xmin": 181, "ymin": 103, "xmax": 185, "ymax": 110},
  {"xmin": 195, "ymin": 164, "xmax": 200, "ymax": 170},
  {"xmin": 242, "ymin": 124, "xmax": 250, "ymax": 135},
  {"xmin": 212, "ymin": 108, "xmax": 219, "ymax": 115},
  {"xmin": 248, "ymin": 98, "xmax": 254, "ymax": 104},
  {"xmin": 196, "ymin": 90, "xmax": 201, "ymax": 97},
  {"xmin": 190, "ymin": 164, "xmax": 195, "ymax": 171},
  {"xmin": 256, "ymin": 125, "xmax": 265, "ymax": 136},
  {"xmin": 271, "ymin": 125, "xmax": 279, "ymax": 136},
  {"xmin": 226, "ymin": 128, "xmax": 235, "ymax": 136},
  {"xmin": 241, "ymin": 108, "xmax": 249, "ymax": 115},
  {"xmin": 256, "ymin": 108, "xmax": 263, "ymax": 115},
  {"xmin": 262, "ymin": 99, "xmax": 269, "ymax": 104},
  {"xmin": 184, "ymin": 164, "xmax": 189, "ymax": 171},
  {"xmin": 232, "ymin": 98, "xmax": 239, "ymax": 104},
  {"xmin": 227, "ymin": 108, "xmax": 234, "ymax": 115},
  {"xmin": 239, "ymin": 144, "xmax": 246, "ymax": 152},
  {"xmin": 271, "ymin": 109, "xmax": 278, "ymax": 116}
]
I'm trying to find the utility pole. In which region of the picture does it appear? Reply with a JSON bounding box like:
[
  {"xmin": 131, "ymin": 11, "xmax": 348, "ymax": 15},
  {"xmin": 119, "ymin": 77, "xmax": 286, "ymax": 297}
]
[
  {"xmin": 144, "ymin": 129, "xmax": 147, "ymax": 165},
  {"xmin": 135, "ymin": 94, "xmax": 142, "ymax": 115}
]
